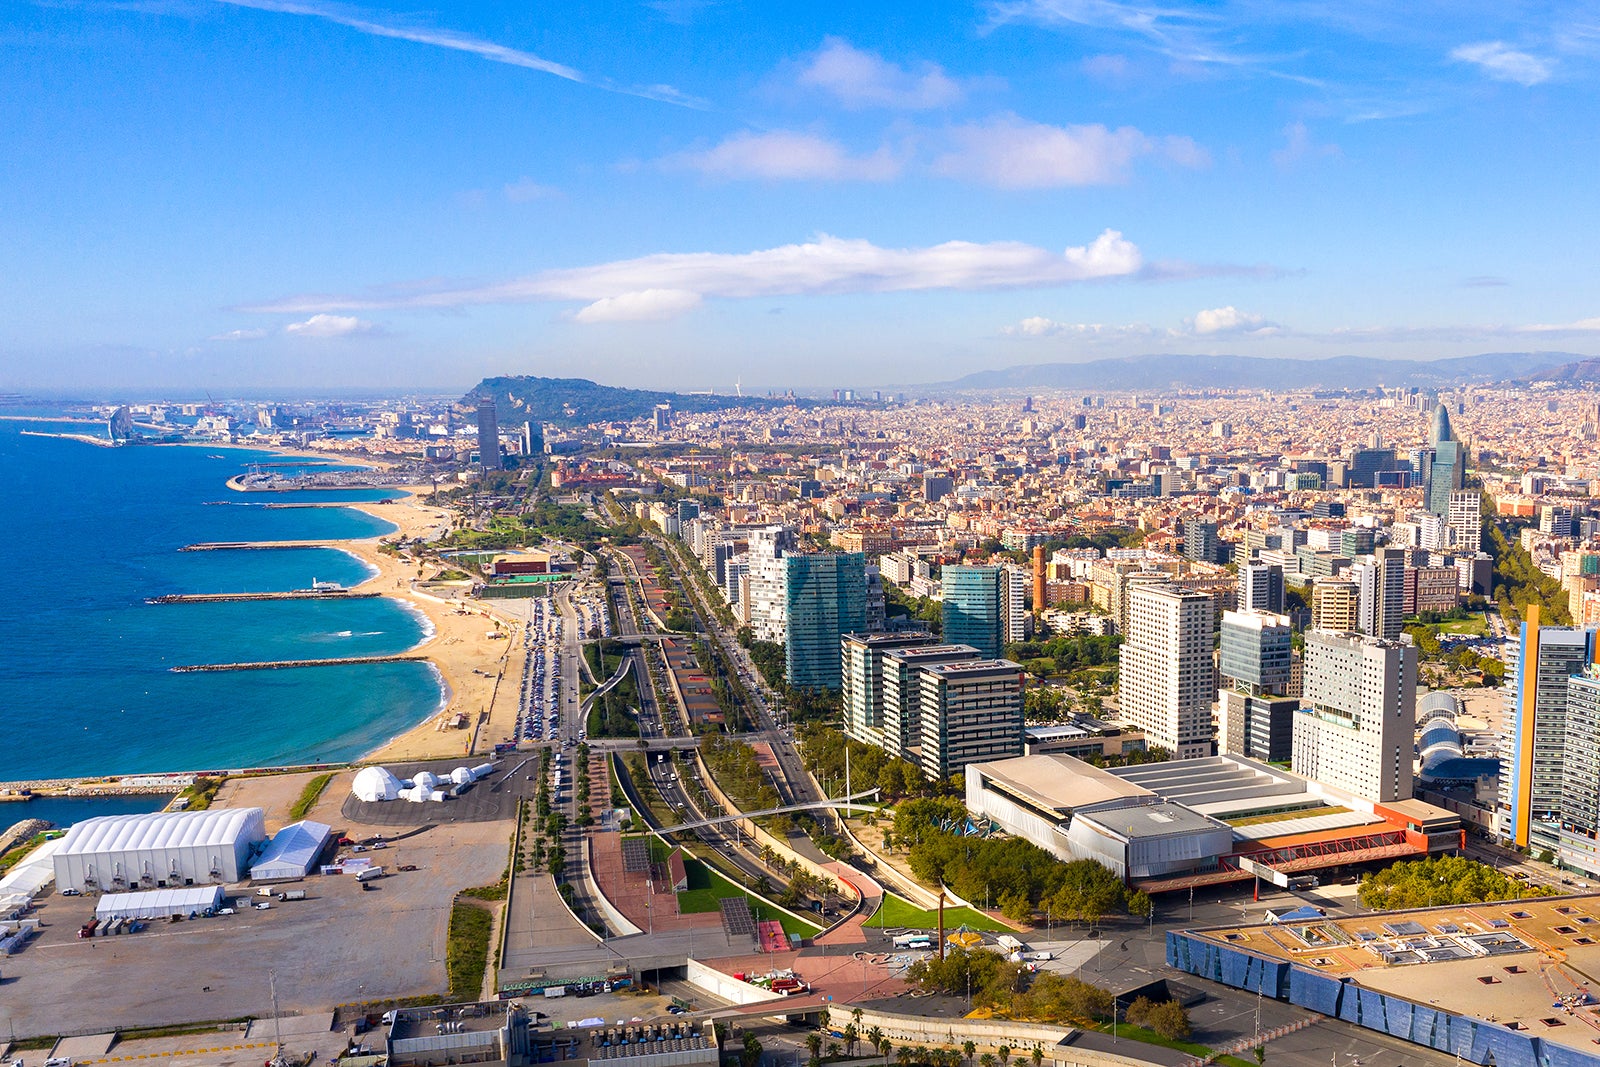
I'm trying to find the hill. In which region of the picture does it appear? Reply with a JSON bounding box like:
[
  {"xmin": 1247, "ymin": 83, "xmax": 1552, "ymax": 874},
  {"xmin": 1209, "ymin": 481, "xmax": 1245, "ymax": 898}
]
[
  {"xmin": 1530, "ymin": 359, "xmax": 1600, "ymax": 383},
  {"xmin": 924, "ymin": 351, "xmax": 1584, "ymax": 394},
  {"xmin": 463, "ymin": 376, "xmax": 804, "ymax": 426}
]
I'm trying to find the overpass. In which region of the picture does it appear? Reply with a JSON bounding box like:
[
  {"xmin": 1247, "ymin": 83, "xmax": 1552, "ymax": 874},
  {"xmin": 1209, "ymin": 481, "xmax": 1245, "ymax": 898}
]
[{"xmin": 655, "ymin": 789, "xmax": 881, "ymax": 834}]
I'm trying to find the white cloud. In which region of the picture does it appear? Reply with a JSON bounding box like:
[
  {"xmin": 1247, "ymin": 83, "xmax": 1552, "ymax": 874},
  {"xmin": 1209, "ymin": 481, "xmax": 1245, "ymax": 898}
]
[
  {"xmin": 1450, "ymin": 41, "xmax": 1553, "ymax": 86},
  {"xmin": 797, "ymin": 37, "xmax": 967, "ymax": 110},
  {"xmin": 1002, "ymin": 316, "xmax": 1153, "ymax": 337},
  {"xmin": 284, "ymin": 313, "xmax": 377, "ymax": 338},
  {"xmin": 211, "ymin": 0, "xmax": 704, "ymax": 107},
  {"xmin": 503, "ymin": 177, "xmax": 558, "ymax": 202},
  {"xmin": 666, "ymin": 130, "xmax": 901, "ymax": 181},
  {"xmin": 1271, "ymin": 121, "xmax": 1340, "ymax": 169},
  {"xmin": 209, "ymin": 327, "xmax": 269, "ymax": 342},
  {"xmin": 933, "ymin": 114, "xmax": 1208, "ymax": 188},
  {"xmin": 245, "ymin": 229, "xmax": 1145, "ymax": 317},
  {"xmin": 571, "ymin": 289, "xmax": 703, "ymax": 323},
  {"xmin": 1188, "ymin": 305, "xmax": 1279, "ymax": 335}
]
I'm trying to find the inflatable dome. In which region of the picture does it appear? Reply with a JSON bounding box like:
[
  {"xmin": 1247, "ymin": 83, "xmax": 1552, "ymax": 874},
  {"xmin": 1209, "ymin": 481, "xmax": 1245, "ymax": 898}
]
[{"xmin": 351, "ymin": 766, "xmax": 402, "ymax": 802}]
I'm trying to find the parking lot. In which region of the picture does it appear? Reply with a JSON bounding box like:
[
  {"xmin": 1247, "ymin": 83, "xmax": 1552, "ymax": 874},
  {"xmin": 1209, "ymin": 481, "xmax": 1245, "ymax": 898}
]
[
  {"xmin": 341, "ymin": 758, "xmax": 535, "ymax": 827},
  {"xmin": 0, "ymin": 809, "xmax": 511, "ymax": 1038}
]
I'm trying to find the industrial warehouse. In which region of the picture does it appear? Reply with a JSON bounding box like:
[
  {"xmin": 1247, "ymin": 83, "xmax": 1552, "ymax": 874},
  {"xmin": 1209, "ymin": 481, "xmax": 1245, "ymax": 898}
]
[
  {"xmin": 51, "ymin": 808, "xmax": 267, "ymax": 893},
  {"xmin": 966, "ymin": 753, "xmax": 1463, "ymax": 890}
]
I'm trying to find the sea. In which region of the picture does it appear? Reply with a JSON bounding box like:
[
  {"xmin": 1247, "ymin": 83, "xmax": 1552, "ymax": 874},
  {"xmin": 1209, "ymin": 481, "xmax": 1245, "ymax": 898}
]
[{"xmin": 0, "ymin": 417, "xmax": 446, "ymax": 834}]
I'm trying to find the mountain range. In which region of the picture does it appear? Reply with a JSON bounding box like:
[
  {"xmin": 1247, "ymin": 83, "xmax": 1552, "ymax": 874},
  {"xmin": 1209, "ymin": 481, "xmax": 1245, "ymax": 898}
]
[{"xmin": 922, "ymin": 351, "xmax": 1586, "ymax": 394}]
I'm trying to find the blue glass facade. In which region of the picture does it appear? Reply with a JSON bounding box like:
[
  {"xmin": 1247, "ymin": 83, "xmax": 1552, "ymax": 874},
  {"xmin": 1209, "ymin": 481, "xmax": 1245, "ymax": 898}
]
[
  {"xmin": 784, "ymin": 553, "xmax": 867, "ymax": 691},
  {"xmin": 941, "ymin": 566, "xmax": 1002, "ymax": 659}
]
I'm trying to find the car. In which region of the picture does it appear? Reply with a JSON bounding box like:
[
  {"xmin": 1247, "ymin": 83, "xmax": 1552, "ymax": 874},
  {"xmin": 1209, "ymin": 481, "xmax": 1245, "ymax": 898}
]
[
  {"xmin": 45, "ymin": 1059, "xmax": 72, "ymax": 1067},
  {"xmin": 254, "ymin": 901, "xmax": 271, "ymax": 910},
  {"xmin": 665, "ymin": 1005, "xmax": 686, "ymax": 1015},
  {"xmin": 370, "ymin": 842, "xmax": 388, "ymax": 850},
  {"xmin": 397, "ymin": 864, "xmax": 419, "ymax": 872},
  {"xmin": 218, "ymin": 907, "xmax": 236, "ymax": 915},
  {"xmin": 60, "ymin": 888, "xmax": 81, "ymax": 897}
]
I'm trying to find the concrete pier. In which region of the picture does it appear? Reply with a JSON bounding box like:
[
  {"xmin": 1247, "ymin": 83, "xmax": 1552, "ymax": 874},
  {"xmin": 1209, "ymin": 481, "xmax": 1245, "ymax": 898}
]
[
  {"xmin": 147, "ymin": 590, "xmax": 380, "ymax": 604},
  {"xmin": 179, "ymin": 539, "xmax": 337, "ymax": 551},
  {"xmin": 171, "ymin": 653, "xmax": 430, "ymax": 673}
]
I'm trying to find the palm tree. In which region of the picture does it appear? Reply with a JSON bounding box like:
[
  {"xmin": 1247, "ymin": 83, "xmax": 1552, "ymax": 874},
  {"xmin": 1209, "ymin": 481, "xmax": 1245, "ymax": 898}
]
[
  {"xmin": 979, "ymin": 1054, "xmax": 996, "ymax": 1067},
  {"xmin": 867, "ymin": 1027, "xmax": 883, "ymax": 1057},
  {"xmin": 962, "ymin": 1040, "xmax": 976, "ymax": 1067},
  {"xmin": 997, "ymin": 1045, "xmax": 1011, "ymax": 1067},
  {"xmin": 878, "ymin": 1039, "xmax": 893, "ymax": 1062},
  {"xmin": 1030, "ymin": 1048, "xmax": 1043, "ymax": 1067},
  {"xmin": 843, "ymin": 1025, "xmax": 859, "ymax": 1058},
  {"xmin": 828, "ymin": 1043, "xmax": 841, "ymax": 1060},
  {"xmin": 808, "ymin": 1033, "xmax": 823, "ymax": 1061},
  {"xmin": 1253, "ymin": 1047, "xmax": 1266, "ymax": 1066},
  {"xmin": 852, "ymin": 1008, "xmax": 864, "ymax": 1030}
]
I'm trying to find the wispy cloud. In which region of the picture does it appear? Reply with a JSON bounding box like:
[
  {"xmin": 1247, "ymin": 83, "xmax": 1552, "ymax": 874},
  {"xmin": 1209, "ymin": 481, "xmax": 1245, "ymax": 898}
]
[
  {"xmin": 571, "ymin": 289, "xmax": 703, "ymax": 323},
  {"xmin": 209, "ymin": 327, "xmax": 269, "ymax": 342},
  {"xmin": 284, "ymin": 313, "xmax": 377, "ymax": 338},
  {"xmin": 210, "ymin": 0, "xmax": 706, "ymax": 108},
  {"xmin": 244, "ymin": 230, "xmax": 1148, "ymax": 318},
  {"xmin": 1004, "ymin": 307, "xmax": 1600, "ymax": 344},
  {"xmin": 503, "ymin": 177, "xmax": 558, "ymax": 202},
  {"xmin": 1450, "ymin": 41, "xmax": 1553, "ymax": 85},
  {"xmin": 933, "ymin": 113, "xmax": 1208, "ymax": 188},
  {"xmin": 665, "ymin": 130, "xmax": 903, "ymax": 181},
  {"xmin": 1188, "ymin": 305, "xmax": 1281, "ymax": 335},
  {"xmin": 797, "ymin": 37, "xmax": 970, "ymax": 110},
  {"xmin": 1002, "ymin": 316, "xmax": 1155, "ymax": 337},
  {"xmin": 1271, "ymin": 121, "xmax": 1340, "ymax": 169}
]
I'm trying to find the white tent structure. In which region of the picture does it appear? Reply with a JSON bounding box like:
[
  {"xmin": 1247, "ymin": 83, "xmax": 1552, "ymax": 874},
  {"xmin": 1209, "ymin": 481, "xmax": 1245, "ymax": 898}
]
[
  {"xmin": 249, "ymin": 820, "xmax": 332, "ymax": 882},
  {"xmin": 0, "ymin": 836, "xmax": 64, "ymax": 900},
  {"xmin": 351, "ymin": 766, "xmax": 403, "ymax": 802},
  {"xmin": 95, "ymin": 885, "xmax": 225, "ymax": 921},
  {"xmin": 52, "ymin": 808, "xmax": 266, "ymax": 892}
]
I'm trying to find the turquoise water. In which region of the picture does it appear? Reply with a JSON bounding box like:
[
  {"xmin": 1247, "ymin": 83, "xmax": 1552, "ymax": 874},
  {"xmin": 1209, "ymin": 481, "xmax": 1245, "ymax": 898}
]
[
  {"xmin": 1, "ymin": 794, "xmax": 172, "ymax": 836},
  {"xmin": 0, "ymin": 421, "xmax": 445, "ymax": 789}
]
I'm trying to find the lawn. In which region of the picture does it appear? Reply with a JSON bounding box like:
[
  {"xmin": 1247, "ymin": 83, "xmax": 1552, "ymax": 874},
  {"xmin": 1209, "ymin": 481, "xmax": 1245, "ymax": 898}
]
[
  {"xmin": 866, "ymin": 892, "xmax": 1014, "ymax": 933},
  {"xmin": 676, "ymin": 855, "xmax": 820, "ymax": 938},
  {"xmin": 1411, "ymin": 613, "xmax": 1488, "ymax": 636},
  {"xmin": 446, "ymin": 901, "xmax": 493, "ymax": 1001},
  {"xmin": 1089, "ymin": 1023, "xmax": 1254, "ymax": 1067}
]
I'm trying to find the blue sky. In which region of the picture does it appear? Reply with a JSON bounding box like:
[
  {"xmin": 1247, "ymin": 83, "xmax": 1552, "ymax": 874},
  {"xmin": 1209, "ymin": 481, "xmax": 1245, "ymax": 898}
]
[{"xmin": 4, "ymin": 0, "xmax": 1599, "ymax": 393}]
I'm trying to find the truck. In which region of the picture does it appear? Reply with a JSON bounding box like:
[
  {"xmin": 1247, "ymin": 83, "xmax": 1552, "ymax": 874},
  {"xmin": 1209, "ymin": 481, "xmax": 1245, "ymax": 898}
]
[
  {"xmin": 356, "ymin": 866, "xmax": 385, "ymax": 883},
  {"xmin": 278, "ymin": 889, "xmax": 307, "ymax": 901},
  {"xmin": 543, "ymin": 985, "xmax": 567, "ymax": 998},
  {"xmin": 996, "ymin": 935, "xmax": 1024, "ymax": 952},
  {"xmin": 892, "ymin": 933, "xmax": 931, "ymax": 948}
]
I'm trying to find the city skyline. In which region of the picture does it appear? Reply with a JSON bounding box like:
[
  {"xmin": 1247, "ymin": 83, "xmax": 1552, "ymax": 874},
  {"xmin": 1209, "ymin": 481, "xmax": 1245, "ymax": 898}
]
[{"xmin": 6, "ymin": 1, "xmax": 1600, "ymax": 391}]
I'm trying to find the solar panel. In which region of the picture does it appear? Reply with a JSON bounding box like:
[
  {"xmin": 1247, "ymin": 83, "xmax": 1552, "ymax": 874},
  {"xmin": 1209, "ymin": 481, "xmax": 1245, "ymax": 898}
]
[
  {"xmin": 622, "ymin": 839, "xmax": 652, "ymax": 874},
  {"xmin": 719, "ymin": 897, "xmax": 755, "ymax": 939}
]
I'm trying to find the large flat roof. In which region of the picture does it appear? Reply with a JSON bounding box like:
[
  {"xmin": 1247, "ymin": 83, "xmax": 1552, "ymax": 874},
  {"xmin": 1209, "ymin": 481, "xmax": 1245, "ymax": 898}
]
[
  {"xmin": 56, "ymin": 808, "xmax": 266, "ymax": 856},
  {"xmin": 974, "ymin": 754, "xmax": 1152, "ymax": 812},
  {"xmin": 1181, "ymin": 896, "xmax": 1600, "ymax": 1055}
]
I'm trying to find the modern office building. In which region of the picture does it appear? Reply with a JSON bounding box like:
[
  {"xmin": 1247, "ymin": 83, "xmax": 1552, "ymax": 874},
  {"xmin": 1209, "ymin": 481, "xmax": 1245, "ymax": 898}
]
[
  {"xmin": 914, "ymin": 658, "xmax": 1026, "ymax": 779},
  {"xmin": 782, "ymin": 552, "xmax": 867, "ymax": 691},
  {"xmin": 1354, "ymin": 547, "xmax": 1405, "ymax": 640},
  {"xmin": 1311, "ymin": 577, "xmax": 1360, "ymax": 632},
  {"xmin": 1560, "ymin": 666, "xmax": 1600, "ymax": 876},
  {"xmin": 1426, "ymin": 403, "xmax": 1465, "ymax": 517},
  {"xmin": 1448, "ymin": 490, "xmax": 1484, "ymax": 554},
  {"xmin": 1219, "ymin": 609, "xmax": 1293, "ymax": 695},
  {"xmin": 1000, "ymin": 564, "xmax": 1031, "ymax": 644},
  {"xmin": 879, "ymin": 643, "xmax": 983, "ymax": 760},
  {"xmin": 475, "ymin": 395, "xmax": 501, "ymax": 471},
  {"xmin": 841, "ymin": 631, "xmax": 936, "ymax": 750},
  {"xmin": 1120, "ymin": 583, "xmax": 1216, "ymax": 759},
  {"xmin": 922, "ymin": 471, "xmax": 954, "ymax": 503},
  {"xmin": 1499, "ymin": 605, "xmax": 1596, "ymax": 850},
  {"xmin": 1291, "ymin": 630, "xmax": 1416, "ymax": 803},
  {"xmin": 1217, "ymin": 691, "xmax": 1299, "ymax": 764},
  {"xmin": 942, "ymin": 565, "xmax": 1004, "ymax": 659},
  {"xmin": 1238, "ymin": 562, "xmax": 1285, "ymax": 615},
  {"xmin": 1183, "ymin": 519, "xmax": 1228, "ymax": 564},
  {"xmin": 742, "ymin": 526, "xmax": 795, "ymax": 643}
]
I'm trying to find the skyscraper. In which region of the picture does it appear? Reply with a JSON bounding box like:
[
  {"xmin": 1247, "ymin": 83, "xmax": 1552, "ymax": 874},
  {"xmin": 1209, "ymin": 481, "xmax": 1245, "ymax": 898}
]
[
  {"xmin": 1120, "ymin": 584, "xmax": 1216, "ymax": 759},
  {"xmin": 1426, "ymin": 403, "xmax": 1464, "ymax": 517},
  {"xmin": 1559, "ymin": 665, "xmax": 1600, "ymax": 875},
  {"xmin": 842, "ymin": 631, "xmax": 937, "ymax": 750},
  {"xmin": 475, "ymin": 395, "xmax": 501, "ymax": 471},
  {"xmin": 1238, "ymin": 562, "xmax": 1285, "ymax": 615},
  {"xmin": 1312, "ymin": 577, "xmax": 1360, "ymax": 632},
  {"xmin": 1449, "ymin": 490, "xmax": 1483, "ymax": 554},
  {"xmin": 1354, "ymin": 548, "xmax": 1405, "ymax": 640},
  {"xmin": 880, "ymin": 643, "xmax": 983, "ymax": 760},
  {"xmin": 1499, "ymin": 605, "xmax": 1596, "ymax": 850},
  {"xmin": 743, "ymin": 526, "xmax": 795, "ymax": 642},
  {"xmin": 1000, "ymin": 564, "xmax": 1030, "ymax": 644},
  {"xmin": 1219, "ymin": 609, "xmax": 1293, "ymax": 695},
  {"xmin": 1183, "ymin": 519, "xmax": 1227, "ymax": 564},
  {"xmin": 942, "ymin": 565, "xmax": 1003, "ymax": 659},
  {"xmin": 783, "ymin": 552, "xmax": 867, "ymax": 691},
  {"xmin": 915, "ymin": 658, "xmax": 1026, "ymax": 779},
  {"xmin": 1292, "ymin": 630, "xmax": 1417, "ymax": 803}
]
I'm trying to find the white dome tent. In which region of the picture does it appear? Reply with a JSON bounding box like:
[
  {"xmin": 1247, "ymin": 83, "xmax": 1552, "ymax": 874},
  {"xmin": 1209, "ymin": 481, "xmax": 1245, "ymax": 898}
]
[{"xmin": 351, "ymin": 766, "xmax": 403, "ymax": 803}]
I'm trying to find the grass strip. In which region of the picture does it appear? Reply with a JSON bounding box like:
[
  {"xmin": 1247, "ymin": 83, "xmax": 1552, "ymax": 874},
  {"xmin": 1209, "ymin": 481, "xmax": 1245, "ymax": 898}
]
[
  {"xmin": 866, "ymin": 893, "xmax": 1013, "ymax": 934},
  {"xmin": 447, "ymin": 900, "xmax": 494, "ymax": 1001},
  {"xmin": 288, "ymin": 773, "xmax": 334, "ymax": 821}
]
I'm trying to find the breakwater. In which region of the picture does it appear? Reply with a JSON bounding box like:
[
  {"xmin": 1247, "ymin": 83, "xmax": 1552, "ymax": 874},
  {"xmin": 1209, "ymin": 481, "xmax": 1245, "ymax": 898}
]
[
  {"xmin": 180, "ymin": 539, "xmax": 338, "ymax": 551},
  {"xmin": 147, "ymin": 591, "xmax": 380, "ymax": 604},
  {"xmin": 172, "ymin": 653, "xmax": 430, "ymax": 673}
]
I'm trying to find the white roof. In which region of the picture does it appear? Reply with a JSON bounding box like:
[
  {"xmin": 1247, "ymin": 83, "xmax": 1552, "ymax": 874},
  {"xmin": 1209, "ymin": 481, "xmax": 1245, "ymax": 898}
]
[
  {"xmin": 0, "ymin": 836, "xmax": 64, "ymax": 897},
  {"xmin": 95, "ymin": 885, "xmax": 225, "ymax": 919},
  {"xmin": 251, "ymin": 820, "xmax": 331, "ymax": 877},
  {"xmin": 56, "ymin": 808, "xmax": 266, "ymax": 856}
]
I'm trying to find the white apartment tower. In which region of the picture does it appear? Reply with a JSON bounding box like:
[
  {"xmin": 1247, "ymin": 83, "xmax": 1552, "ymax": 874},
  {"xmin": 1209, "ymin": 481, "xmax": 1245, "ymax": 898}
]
[
  {"xmin": 1119, "ymin": 584, "xmax": 1216, "ymax": 759},
  {"xmin": 1449, "ymin": 490, "xmax": 1483, "ymax": 555},
  {"xmin": 1000, "ymin": 564, "xmax": 1031, "ymax": 644},
  {"xmin": 1292, "ymin": 630, "xmax": 1417, "ymax": 803},
  {"xmin": 743, "ymin": 526, "xmax": 795, "ymax": 643}
]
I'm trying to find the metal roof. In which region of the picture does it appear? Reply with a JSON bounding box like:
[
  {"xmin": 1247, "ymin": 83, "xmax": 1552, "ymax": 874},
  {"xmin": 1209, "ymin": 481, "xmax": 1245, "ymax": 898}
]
[
  {"xmin": 975, "ymin": 754, "xmax": 1152, "ymax": 812},
  {"xmin": 56, "ymin": 808, "xmax": 266, "ymax": 856},
  {"xmin": 250, "ymin": 819, "xmax": 331, "ymax": 877}
]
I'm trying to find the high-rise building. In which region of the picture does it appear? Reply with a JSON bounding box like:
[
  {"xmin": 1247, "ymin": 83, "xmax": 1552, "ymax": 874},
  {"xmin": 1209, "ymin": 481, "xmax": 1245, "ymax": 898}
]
[
  {"xmin": 942, "ymin": 566, "xmax": 1003, "ymax": 659},
  {"xmin": 880, "ymin": 643, "xmax": 983, "ymax": 760},
  {"xmin": 1000, "ymin": 565, "xmax": 1031, "ymax": 645},
  {"xmin": 1354, "ymin": 548, "xmax": 1405, "ymax": 640},
  {"xmin": 1291, "ymin": 630, "xmax": 1416, "ymax": 803},
  {"xmin": 1219, "ymin": 609, "xmax": 1293, "ymax": 695},
  {"xmin": 1033, "ymin": 545, "xmax": 1047, "ymax": 614},
  {"xmin": 923, "ymin": 472, "xmax": 954, "ymax": 503},
  {"xmin": 1426, "ymin": 403, "xmax": 1464, "ymax": 517},
  {"xmin": 1238, "ymin": 562, "xmax": 1285, "ymax": 615},
  {"xmin": 841, "ymin": 631, "xmax": 936, "ymax": 750},
  {"xmin": 1499, "ymin": 605, "xmax": 1596, "ymax": 850},
  {"xmin": 1448, "ymin": 490, "xmax": 1483, "ymax": 554},
  {"xmin": 743, "ymin": 526, "xmax": 795, "ymax": 642},
  {"xmin": 1559, "ymin": 666, "xmax": 1600, "ymax": 875},
  {"xmin": 1119, "ymin": 584, "xmax": 1216, "ymax": 759},
  {"xmin": 1183, "ymin": 519, "xmax": 1228, "ymax": 564},
  {"xmin": 1312, "ymin": 577, "xmax": 1360, "ymax": 632},
  {"xmin": 783, "ymin": 552, "xmax": 867, "ymax": 692},
  {"xmin": 915, "ymin": 659, "xmax": 1026, "ymax": 779},
  {"xmin": 1217, "ymin": 691, "xmax": 1299, "ymax": 764},
  {"xmin": 475, "ymin": 395, "xmax": 501, "ymax": 471},
  {"xmin": 652, "ymin": 403, "xmax": 673, "ymax": 432}
]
